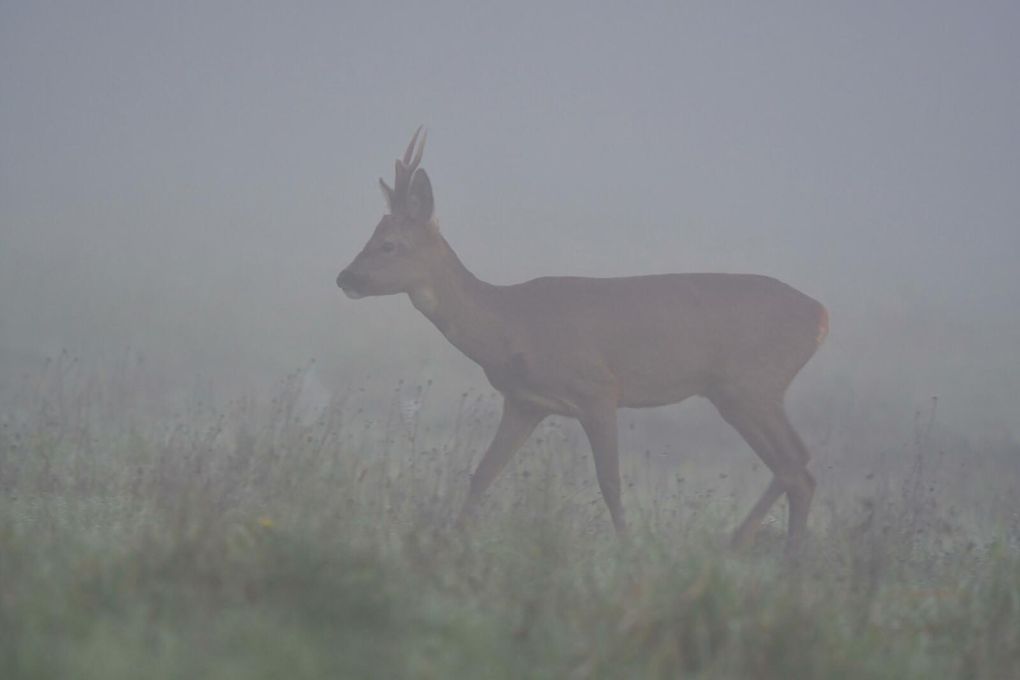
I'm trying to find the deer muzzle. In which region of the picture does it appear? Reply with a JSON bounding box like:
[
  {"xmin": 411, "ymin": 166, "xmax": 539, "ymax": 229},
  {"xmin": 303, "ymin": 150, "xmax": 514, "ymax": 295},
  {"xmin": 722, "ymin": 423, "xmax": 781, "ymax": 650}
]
[{"xmin": 336, "ymin": 269, "xmax": 366, "ymax": 299}]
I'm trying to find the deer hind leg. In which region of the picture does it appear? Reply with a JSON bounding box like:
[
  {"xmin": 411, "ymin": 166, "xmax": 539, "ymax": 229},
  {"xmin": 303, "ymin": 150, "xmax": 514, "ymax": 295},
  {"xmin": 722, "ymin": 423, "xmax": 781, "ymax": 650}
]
[
  {"xmin": 731, "ymin": 477, "xmax": 785, "ymax": 548},
  {"xmin": 457, "ymin": 397, "xmax": 546, "ymax": 525},
  {"xmin": 579, "ymin": 403, "xmax": 627, "ymax": 535},
  {"xmin": 711, "ymin": 393, "xmax": 815, "ymax": 553},
  {"xmin": 712, "ymin": 402, "xmax": 786, "ymax": 548},
  {"xmin": 766, "ymin": 408, "xmax": 815, "ymax": 552}
]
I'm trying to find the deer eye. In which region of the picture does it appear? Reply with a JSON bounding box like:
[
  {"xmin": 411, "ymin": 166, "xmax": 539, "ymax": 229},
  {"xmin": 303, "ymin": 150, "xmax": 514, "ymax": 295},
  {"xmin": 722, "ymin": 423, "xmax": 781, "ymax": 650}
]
[{"xmin": 381, "ymin": 241, "xmax": 396, "ymax": 253}]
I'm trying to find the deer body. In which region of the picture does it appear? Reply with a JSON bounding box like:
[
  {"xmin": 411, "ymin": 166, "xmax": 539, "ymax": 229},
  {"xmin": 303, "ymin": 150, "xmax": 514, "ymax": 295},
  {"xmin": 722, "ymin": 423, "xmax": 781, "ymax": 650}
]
[{"xmin": 338, "ymin": 130, "xmax": 827, "ymax": 550}]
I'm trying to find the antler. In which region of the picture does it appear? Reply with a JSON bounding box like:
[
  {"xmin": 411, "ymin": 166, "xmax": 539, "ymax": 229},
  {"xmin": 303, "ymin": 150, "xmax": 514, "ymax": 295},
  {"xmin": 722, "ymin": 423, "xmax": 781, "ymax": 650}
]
[
  {"xmin": 392, "ymin": 126, "xmax": 427, "ymax": 211},
  {"xmin": 403, "ymin": 125, "xmax": 423, "ymax": 166}
]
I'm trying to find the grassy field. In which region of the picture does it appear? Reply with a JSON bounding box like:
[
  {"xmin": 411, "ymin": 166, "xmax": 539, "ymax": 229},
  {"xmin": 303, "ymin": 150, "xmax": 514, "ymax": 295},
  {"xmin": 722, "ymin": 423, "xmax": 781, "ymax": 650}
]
[{"xmin": 1, "ymin": 362, "xmax": 1018, "ymax": 679}]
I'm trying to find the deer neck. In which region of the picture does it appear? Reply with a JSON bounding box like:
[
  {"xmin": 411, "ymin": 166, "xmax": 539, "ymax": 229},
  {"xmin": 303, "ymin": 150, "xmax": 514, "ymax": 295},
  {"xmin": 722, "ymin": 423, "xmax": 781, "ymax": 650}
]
[{"xmin": 409, "ymin": 236, "xmax": 508, "ymax": 369}]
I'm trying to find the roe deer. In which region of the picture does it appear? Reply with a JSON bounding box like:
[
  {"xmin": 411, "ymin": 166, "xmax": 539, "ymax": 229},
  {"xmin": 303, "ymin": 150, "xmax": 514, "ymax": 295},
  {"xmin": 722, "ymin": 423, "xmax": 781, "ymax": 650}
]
[{"xmin": 337, "ymin": 128, "xmax": 829, "ymax": 551}]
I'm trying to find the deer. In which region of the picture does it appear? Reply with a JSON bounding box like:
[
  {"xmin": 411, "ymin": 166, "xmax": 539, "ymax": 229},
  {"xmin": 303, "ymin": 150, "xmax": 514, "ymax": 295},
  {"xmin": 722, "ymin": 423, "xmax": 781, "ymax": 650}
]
[{"xmin": 337, "ymin": 128, "xmax": 829, "ymax": 552}]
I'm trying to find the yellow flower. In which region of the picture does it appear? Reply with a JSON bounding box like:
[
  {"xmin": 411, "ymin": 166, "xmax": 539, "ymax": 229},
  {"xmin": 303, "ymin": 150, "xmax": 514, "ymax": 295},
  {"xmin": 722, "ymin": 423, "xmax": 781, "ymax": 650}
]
[{"xmin": 257, "ymin": 516, "xmax": 275, "ymax": 529}]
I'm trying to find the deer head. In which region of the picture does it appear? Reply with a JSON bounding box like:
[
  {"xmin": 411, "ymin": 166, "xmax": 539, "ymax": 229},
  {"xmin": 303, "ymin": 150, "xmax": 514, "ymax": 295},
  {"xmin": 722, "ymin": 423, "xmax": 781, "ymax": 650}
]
[{"xmin": 337, "ymin": 127, "xmax": 445, "ymax": 299}]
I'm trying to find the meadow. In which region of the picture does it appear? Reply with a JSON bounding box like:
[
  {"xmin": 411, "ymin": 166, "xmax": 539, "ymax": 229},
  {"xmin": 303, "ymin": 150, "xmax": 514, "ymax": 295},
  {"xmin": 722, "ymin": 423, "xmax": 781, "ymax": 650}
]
[{"xmin": 1, "ymin": 357, "xmax": 1018, "ymax": 679}]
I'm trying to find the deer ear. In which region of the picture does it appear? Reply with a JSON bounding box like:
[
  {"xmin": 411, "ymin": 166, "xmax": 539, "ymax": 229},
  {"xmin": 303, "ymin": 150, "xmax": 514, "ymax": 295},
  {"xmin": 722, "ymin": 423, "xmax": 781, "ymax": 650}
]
[
  {"xmin": 379, "ymin": 178, "xmax": 395, "ymax": 211},
  {"xmin": 407, "ymin": 168, "xmax": 434, "ymax": 223}
]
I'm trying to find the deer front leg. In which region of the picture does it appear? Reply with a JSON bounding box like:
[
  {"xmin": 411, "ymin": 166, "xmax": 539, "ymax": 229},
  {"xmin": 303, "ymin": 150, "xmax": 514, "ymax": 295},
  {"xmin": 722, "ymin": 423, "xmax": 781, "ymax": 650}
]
[
  {"xmin": 580, "ymin": 403, "xmax": 627, "ymax": 535},
  {"xmin": 457, "ymin": 397, "xmax": 546, "ymax": 525}
]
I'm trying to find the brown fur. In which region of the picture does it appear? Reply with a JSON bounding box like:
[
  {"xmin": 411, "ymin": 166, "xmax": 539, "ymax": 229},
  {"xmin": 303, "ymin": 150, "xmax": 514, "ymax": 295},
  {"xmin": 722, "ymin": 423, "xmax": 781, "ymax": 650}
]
[{"xmin": 338, "ymin": 130, "xmax": 828, "ymax": 550}]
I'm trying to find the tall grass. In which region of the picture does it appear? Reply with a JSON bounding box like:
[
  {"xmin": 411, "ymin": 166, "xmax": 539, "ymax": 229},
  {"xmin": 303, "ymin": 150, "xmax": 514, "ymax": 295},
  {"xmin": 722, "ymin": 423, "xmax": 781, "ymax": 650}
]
[{"xmin": 1, "ymin": 358, "xmax": 1018, "ymax": 679}]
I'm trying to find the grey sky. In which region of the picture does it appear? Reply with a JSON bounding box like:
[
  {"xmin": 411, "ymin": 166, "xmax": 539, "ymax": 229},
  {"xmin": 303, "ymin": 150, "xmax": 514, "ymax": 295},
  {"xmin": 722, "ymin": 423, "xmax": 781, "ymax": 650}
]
[{"xmin": 2, "ymin": 2, "xmax": 1018, "ymax": 433}]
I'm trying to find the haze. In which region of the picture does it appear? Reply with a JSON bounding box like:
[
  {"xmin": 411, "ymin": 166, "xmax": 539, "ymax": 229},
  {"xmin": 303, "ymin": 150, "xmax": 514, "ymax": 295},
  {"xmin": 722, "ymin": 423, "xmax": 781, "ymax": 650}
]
[{"xmin": 2, "ymin": 2, "xmax": 1018, "ymax": 440}]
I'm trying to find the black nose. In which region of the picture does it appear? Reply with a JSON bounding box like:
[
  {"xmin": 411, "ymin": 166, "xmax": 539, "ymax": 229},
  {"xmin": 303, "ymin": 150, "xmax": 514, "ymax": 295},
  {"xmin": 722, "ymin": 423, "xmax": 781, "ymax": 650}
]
[{"xmin": 336, "ymin": 269, "xmax": 361, "ymax": 290}]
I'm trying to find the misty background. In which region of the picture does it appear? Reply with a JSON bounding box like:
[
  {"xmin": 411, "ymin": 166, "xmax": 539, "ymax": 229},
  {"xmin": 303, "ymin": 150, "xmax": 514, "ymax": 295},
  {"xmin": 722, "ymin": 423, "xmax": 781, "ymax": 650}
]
[{"xmin": 2, "ymin": 2, "xmax": 1018, "ymax": 447}]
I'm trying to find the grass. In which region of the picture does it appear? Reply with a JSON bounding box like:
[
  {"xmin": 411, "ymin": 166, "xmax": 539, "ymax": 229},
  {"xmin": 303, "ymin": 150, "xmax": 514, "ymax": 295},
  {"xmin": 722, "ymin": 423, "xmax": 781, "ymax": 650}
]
[{"xmin": 1, "ymin": 361, "xmax": 1018, "ymax": 679}]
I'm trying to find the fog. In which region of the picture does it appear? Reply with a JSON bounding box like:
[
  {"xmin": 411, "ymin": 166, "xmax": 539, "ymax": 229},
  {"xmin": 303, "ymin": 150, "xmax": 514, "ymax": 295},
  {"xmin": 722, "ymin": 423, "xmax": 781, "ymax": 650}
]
[{"xmin": 2, "ymin": 2, "xmax": 1018, "ymax": 442}]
